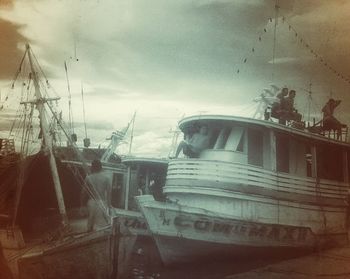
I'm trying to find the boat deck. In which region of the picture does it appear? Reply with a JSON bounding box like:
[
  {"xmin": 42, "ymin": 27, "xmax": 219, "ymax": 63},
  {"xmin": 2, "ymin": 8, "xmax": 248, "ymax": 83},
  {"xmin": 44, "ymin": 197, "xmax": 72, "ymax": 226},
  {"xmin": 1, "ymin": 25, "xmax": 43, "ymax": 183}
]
[{"xmin": 3, "ymin": 216, "xmax": 110, "ymax": 278}]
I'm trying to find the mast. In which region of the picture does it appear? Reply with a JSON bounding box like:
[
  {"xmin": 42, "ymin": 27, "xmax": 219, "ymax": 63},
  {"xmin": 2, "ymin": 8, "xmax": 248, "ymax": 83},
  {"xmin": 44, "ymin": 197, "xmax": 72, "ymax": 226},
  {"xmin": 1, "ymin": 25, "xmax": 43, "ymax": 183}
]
[
  {"xmin": 271, "ymin": 0, "xmax": 279, "ymax": 82},
  {"xmin": 26, "ymin": 44, "xmax": 68, "ymax": 227},
  {"xmin": 81, "ymin": 83, "xmax": 90, "ymax": 148},
  {"xmin": 64, "ymin": 61, "xmax": 76, "ymax": 143}
]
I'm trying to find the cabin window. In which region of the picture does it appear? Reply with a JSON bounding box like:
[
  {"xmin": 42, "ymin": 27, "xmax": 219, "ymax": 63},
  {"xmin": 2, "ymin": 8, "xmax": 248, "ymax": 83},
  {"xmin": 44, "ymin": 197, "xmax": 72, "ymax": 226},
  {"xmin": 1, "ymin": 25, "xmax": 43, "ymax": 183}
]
[
  {"xmin": 214, "ymin": 128, "xmax": 231, "ymax": 149},
  {"xmin": 317, "ymin": 144, "xmax": 343, "ymax": 181},
  {"xmin": 209, "ymin": 128, "xmax": 220, "ymax": 149},
  {"xmin": 288, "ymin": 138, "xmax": 309, "ymax": 177},
  {"xmin": 213, "ymin": 126, "xmax": 245, "ymax": 152},
  {"xmin": 248, "ymin": 128, "xmax": 263, "ymax": 166},
  {"xmin": 276, "ymin": 133, "xmax": 289, "ymax": 173},
  {"xmin": 225, "ymin": 127, "xmax": 245, "ymax": 151},
  {"xmin": 112, "ymin": 173, "xmax": 124, "ymax": 208}
]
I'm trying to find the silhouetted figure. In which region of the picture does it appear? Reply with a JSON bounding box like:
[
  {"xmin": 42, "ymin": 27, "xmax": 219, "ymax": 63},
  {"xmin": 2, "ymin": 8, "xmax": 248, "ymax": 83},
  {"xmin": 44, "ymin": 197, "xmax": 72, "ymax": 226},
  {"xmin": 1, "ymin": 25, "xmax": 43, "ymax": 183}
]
[
  {"xmin": 272, "ymin": 89, "xmax": 302, "ymax": 125},
  {"xmin": 322, "ymin": 98, "xmax": 344, "ymax": 137},
  {"xmin": 82, "ymin": 159, "xmax": 111, "ymax": 232},
  {"xmin": 271, "ymin": 87, "xmax": 288, "ymax": 121}
]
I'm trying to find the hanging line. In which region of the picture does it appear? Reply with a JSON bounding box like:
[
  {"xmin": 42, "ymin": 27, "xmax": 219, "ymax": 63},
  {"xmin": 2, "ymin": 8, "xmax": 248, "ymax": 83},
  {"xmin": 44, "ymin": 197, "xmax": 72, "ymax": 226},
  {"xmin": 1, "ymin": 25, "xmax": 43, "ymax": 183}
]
[
  {"xmin": 81, "ymin": 82, "xmax": 88, "ymax": 139},
  {"xmin": 233, "ymin": 16, "xmax": 275, "ymax": 76},
  {"xmin": 280, "ymin": 16, "xmax": 350, "ymax": 87},
  {"xmin": 271, "ymin": 0, "xmax": 279, "ymax": 82},
  {"xmin": 64, "ymin": 61, "xmax": 74, "ymax": 134},
  {"xmin": 233, "ymin": 10, "xmax": 350, "ymax": 87}
]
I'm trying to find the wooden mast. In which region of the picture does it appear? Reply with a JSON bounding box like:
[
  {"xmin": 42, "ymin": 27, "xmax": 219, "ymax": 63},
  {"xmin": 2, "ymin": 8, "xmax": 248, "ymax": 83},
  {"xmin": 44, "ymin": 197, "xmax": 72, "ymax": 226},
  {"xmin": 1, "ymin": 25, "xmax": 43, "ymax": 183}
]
[{"xmin": 26, "ymin": 44, "xmax": 69, "ymax": 227}]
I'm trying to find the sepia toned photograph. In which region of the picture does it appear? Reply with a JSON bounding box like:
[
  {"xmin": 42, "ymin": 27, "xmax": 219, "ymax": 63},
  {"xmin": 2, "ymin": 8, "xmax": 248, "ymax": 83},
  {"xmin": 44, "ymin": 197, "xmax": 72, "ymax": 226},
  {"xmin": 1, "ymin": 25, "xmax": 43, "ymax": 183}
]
[{"xmin": 1, "ymin": 0, "xmax": 350, "ymax": 278}]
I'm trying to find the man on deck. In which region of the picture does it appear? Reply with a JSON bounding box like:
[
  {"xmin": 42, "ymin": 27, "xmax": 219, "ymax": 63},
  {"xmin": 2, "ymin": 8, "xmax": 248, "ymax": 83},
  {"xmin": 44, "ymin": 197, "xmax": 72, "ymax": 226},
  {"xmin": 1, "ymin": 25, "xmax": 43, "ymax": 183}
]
[
  {"xmin": 174, "ymin": 125, "xmax": 210, "ymax": 158},
  {"xmin": 322, "ymin": 98, "xmax": 343, "ymax": 136},
  {"xmin": 83, "ymin": 159, "xmax": 112, "ymax": 232}
]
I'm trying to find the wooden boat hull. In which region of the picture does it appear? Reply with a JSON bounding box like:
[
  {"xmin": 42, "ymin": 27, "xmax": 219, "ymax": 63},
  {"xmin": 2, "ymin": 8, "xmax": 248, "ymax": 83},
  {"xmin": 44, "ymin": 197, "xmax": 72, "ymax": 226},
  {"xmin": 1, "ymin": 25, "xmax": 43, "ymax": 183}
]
[
  {"xmin": 136, "ymin": 195, "xmax": 348, "ymax": 265},
  {"xmin": 17, "ymin": 228, "xmax": 113, "ymax": 279}
]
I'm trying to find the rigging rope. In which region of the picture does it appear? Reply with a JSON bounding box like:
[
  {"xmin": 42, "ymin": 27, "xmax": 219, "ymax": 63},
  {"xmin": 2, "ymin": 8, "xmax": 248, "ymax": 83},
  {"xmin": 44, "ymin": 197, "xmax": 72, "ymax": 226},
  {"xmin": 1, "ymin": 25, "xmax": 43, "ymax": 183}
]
[
  {"xmin": 64, "ymin": 61, "xmax": 74, "ymax": 134},
  {"xmin": 271, "ymin": 0, "xmax": 279, "ymax": 82},
  {"xmin": 81, "ymin": 83, "xmax": 88, "ymax": 139}
]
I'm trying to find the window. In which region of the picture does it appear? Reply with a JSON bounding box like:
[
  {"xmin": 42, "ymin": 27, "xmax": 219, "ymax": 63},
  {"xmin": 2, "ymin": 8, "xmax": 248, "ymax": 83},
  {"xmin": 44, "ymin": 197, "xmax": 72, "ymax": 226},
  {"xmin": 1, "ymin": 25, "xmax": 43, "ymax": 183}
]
[
  {"xmin": 225, "ymin": 127, "xmax": 245, "ymax": 151},
  {"xmin": 111, "ymin": 173, "xmax": 124, "ymax": 208},
  {"xmin": 213, "ymin": 126, "xmax": 245, "ymax": 151},
  {"xmin": 317, "ymin": 144, "xmax": 343, "ymax": 181},
  {"xmin": 214, "ymin": 128, "xmax": 231, "ymax": 149},
  {"xmin": 248, "ymin": 128, "xmax": 263, "ymax": 166},
  {"xmin": 276, "ymin": 133, "xmax": 289, "ymax": 173}
]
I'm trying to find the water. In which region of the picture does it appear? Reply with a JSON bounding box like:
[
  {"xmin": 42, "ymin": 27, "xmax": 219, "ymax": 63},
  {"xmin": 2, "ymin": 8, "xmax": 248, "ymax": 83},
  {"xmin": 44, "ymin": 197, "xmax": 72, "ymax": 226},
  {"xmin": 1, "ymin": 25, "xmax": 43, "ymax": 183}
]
[{"xmin": 123, "ymin": 236, "xmax": 303, "ymax": 279}]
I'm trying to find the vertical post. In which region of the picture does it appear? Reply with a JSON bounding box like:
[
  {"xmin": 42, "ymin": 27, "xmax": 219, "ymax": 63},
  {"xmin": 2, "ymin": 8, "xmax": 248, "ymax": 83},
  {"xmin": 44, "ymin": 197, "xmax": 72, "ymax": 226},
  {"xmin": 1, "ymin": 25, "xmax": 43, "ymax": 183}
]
[
  {"xmin": 269, "ymin": 130, "xmax": 277, "ymax": 171},
  {"xmin": 343, "ymin": 151, "xmax": 349, "ymax": 183},
  {"xmin": 124, "ymin": 166, "xmax": 131, "ymax": 210},
  {"xmin": 311, "ymin": 145, "xmax": 317, "ymax": 178},
  {"xmin": 145, "ymin": 168, "xmax": 150, "ymax": 195},
  {"xmin": 27, "ymin": 44, "xmax": 68, "ymax": 226}
]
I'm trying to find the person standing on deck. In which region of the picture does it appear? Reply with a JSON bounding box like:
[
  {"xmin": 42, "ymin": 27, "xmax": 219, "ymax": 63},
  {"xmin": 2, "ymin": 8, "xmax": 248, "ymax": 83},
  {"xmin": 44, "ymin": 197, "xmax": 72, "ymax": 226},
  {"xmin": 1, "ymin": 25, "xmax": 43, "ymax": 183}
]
[
  {"xmin": 173, "ymin": 125, "xmax": 209, "ymax": 158},
  {"xmin": 271, "ymin": 87, "xmax": 288, "ymax": 120},
  {"xmin": 322, "ymin": 98, "xmax": 343, "ymax": 134},
  {"xmin": 82, "ymin": 159, "xmax": 112, "ymax": 232}
]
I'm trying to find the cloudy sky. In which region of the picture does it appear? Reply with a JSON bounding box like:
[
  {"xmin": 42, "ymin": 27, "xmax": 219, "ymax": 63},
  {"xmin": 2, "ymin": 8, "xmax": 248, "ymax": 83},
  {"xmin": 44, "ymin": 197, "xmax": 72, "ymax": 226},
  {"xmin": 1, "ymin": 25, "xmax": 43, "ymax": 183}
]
[{"xmin": 0, "ymin": 0, "xmax": 350, "ymax": 157}]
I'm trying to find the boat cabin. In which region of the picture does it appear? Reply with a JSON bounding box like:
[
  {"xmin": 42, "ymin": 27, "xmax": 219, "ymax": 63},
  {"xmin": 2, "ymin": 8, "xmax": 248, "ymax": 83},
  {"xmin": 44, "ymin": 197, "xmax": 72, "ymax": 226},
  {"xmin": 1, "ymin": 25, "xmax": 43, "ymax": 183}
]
[
  {"xmin": 122, "ymin": 158, "xmax": 168, "ymax": 210},
  {"xmin": 177, "ymin": 115, "xmax": 350, "ymax": 182}
]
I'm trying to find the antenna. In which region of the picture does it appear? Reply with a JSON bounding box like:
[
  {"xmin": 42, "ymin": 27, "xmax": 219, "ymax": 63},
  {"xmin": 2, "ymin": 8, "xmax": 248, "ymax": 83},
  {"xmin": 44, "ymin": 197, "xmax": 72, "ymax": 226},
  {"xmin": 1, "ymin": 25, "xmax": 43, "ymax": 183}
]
[
  {"xmin": 81, "ymin": 83, "xmax": 90, "ymax": 148},
  {"xmin": 74, "ymin": 39, "xmax": 79, "ymax": 61},
  {"xmin": 64, "ymin": 61, "xmax": 74, "ymax": 139},
  {"xmin": 272, "ymin": 0, "xmax": 280, "ymax": 82},
  {"xmin": 307, "ymin": 82, "xmax": 312, "ymax": 123}
]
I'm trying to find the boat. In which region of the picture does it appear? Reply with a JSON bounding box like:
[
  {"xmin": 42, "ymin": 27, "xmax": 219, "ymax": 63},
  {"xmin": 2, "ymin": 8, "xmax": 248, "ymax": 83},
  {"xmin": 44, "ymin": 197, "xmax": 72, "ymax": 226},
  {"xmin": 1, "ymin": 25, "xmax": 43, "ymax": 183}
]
[
  {"xmin": 136, "ymin": 104, "xmax": 350, "ymax": 264},
  {"xmin": 112, "ymin": 156, "xmax": 168, "ymax": 278},
  {"xmin": 0, "ymin": 44, "xmax": 123, "ymax": 278}
]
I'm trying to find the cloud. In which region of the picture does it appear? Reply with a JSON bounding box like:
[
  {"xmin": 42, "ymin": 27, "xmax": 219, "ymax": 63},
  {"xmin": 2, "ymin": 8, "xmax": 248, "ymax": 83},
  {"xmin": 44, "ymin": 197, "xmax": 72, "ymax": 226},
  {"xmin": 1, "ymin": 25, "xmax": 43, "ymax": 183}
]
[
  {"xmin": 1, "ymin": 0, "xmax": 350, "ymax": 156},
  {"xmin": 0, "ymin": 18, "xmax": 27, "ymax": 79}
]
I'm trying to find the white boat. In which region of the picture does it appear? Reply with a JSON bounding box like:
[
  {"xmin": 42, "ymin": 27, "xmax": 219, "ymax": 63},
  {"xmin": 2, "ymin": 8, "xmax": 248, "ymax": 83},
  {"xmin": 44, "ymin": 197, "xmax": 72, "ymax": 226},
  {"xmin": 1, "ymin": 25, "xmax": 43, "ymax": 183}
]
[{"xmin": 137, "ymin": 113, "xmax": 350, "ymax": 264}]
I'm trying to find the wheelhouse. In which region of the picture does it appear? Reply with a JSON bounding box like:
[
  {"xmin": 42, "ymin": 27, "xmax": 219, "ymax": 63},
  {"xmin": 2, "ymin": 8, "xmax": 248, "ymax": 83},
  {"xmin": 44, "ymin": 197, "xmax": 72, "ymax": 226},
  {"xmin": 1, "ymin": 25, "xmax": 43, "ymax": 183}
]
[
  {"xmin": 178, "ymin": 115, "xmax": 350, "ymax": 182},
  {"xmin": 122, "ymin": 158, "xmax": 168, "ymax": 210}
]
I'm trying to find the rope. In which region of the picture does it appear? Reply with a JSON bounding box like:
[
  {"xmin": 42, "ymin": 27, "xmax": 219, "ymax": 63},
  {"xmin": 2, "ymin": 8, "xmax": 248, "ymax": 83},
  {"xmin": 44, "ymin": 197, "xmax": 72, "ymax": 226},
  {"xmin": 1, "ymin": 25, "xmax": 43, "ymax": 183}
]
[
  {"xmin": 81, "ymin": 83, "xmax": 88, "ymax": 139},
  {"xmin": 45, "ymin": 101, "xmax": 110, "ymax": 215},
  {"xmin": 64, "ymin": 61, "xmax": 74, "ymax": 134},
  {"xmin": 271, "ymin": 0, "xmax": 279, "ymax": 82}
]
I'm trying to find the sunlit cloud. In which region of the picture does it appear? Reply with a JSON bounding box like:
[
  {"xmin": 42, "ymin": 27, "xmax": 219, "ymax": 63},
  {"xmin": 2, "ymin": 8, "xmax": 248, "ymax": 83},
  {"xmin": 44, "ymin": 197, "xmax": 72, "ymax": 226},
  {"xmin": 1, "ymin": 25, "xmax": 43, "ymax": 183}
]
[{"xmin": 1, "ymin": 0, "xmax": 350, "ymax": 156}]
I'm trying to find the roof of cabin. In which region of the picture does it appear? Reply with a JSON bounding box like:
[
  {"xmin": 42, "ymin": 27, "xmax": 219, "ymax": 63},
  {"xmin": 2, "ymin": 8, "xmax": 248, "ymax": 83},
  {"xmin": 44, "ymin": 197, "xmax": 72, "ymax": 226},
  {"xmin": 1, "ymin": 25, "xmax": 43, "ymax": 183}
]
[
  {"xmin": 178, "ymin": 115, "xmax": 350, "ymax": 147},
  {"xmin": 122, "ymin": 157, "xmax": 169, "ymax": 167}
]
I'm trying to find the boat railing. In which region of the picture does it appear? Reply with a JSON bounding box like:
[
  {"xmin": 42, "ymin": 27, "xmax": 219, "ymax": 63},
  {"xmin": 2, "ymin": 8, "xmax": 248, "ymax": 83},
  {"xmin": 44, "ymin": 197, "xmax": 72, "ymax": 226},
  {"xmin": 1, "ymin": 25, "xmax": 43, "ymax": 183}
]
[{"xmin": 165, "ymin": 159, "xmax": 349, "ymax": 200}]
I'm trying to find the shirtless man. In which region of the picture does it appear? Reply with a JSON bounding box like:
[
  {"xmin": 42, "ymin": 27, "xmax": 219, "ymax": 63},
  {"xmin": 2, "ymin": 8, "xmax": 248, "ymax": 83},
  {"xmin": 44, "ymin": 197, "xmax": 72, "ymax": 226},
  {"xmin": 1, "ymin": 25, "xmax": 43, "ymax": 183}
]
[
  {"xmin": 174, "ymin": 125, "xmax": 210, "ymax": 158},
  {"xmin": 83, "ymin": 159, "xmax": 112, "ymax": 232}
]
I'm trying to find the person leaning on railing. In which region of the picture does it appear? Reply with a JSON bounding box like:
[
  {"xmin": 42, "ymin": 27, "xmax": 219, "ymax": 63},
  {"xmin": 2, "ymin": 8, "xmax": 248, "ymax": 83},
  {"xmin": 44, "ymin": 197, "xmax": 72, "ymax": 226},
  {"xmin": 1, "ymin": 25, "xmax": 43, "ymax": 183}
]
[
  {"xmin": 322, "ymin": 98, "xmax": 343, "ymax": 134},
  {"xmin": 173, "ymin": 125, "xmax": 210, "ymax": 158}
]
